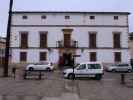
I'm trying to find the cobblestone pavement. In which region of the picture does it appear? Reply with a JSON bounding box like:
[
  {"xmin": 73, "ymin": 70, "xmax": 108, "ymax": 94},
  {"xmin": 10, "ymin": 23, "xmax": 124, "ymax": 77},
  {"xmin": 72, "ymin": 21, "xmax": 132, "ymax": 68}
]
[{"xmin": 0, "ymin": 67, "xmax": 133, "ymax": 100}]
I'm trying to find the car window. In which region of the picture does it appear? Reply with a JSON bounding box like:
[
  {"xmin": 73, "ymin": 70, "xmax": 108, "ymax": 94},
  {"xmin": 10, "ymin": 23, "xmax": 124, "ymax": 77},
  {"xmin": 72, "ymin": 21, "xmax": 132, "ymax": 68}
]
[
  {"xmin": 111, "ymin": 64, "xmax": 117, "ymax": 66},
  {"xmin": 118, "ymin": 64, "xmax": 129, "ymax": 67},
  {"xmin": 37, "ymin": 62, "xmax": 49, "ymax": 65},
  {"xmin": 43, "ymin": 62, "xmax": 49, "ymax": 65},
  {"xmin": 77, "ymin": 64, "xmax": 86, "ymax": 70},
  {"xmin": 87, "ymin": 64, "xmax": 101, "ymax": 69},
  {"xmin": 34, "ymin": 63, "xmax": 39, "ymax": 65}
]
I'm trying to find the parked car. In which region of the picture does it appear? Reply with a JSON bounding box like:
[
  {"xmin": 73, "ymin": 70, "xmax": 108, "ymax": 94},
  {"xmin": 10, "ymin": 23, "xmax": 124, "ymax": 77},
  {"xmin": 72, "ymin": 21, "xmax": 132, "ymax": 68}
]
[
  {"xmin": 63, "ymin": 62, "xmax": 104, "ymax": 80},
  {"xmin": 26, "ymin": 61, "xmax": 54, "ymax": 71},
  {"xmin": 106, "ymin": 63, "xmax": 132, "ymax": 72},
  {"xmin": 130, "ymin": 59, "xmax": 133, "ymax": 69}
]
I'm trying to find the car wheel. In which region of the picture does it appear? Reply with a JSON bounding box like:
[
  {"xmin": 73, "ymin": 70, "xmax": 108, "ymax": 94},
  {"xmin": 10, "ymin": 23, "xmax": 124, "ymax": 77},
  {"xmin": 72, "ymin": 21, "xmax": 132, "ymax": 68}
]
[
  {"xmin": 112, "ymin": 69, "xmax": 116, "ymax": 72},
  {"xmin": 68, "ymin": 73, "xmax": 75, "ymax": 79},
  {"xmin": 29, "ymin": 67, "xmax": 34, "ymax": 71},
  {"xmin": 128, "ymin": 69, "xmax": 132, "ymax": 73},
  {"xmin": 46, "ymin": 68, "xmax": 51, "ymax": 72},
  {"xmin": 95, "ymin": 74, "xmax": 102, "ymax": 80}
]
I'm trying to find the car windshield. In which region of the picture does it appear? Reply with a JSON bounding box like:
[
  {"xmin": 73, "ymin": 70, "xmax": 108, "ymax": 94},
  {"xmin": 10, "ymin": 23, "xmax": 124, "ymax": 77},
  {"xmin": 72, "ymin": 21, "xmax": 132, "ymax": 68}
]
[
  {"xmin": 111, "ymin": 64, "xmax": 117, "ymax": 66},
  {"xmin": 74, "ymin": 64, "xmax": 80, "ymax": 68},
  {"xmin": 76, "ymin": 64, "xmax": 86, "ymax": 70}
]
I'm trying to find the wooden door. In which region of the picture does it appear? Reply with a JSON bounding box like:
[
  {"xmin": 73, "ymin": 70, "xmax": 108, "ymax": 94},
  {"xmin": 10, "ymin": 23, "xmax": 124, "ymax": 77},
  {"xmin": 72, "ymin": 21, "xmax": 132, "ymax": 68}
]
[
  {"xmin": 21, "ymin": 33, "xmax": 28, "ymax": 48},
  {"xmin": 113, "ymin": 33, "xmax": 121, "ymax": 48},
  {"xmin": 64, "ymin": 34, "xmax": 71, "ymax": 47},
  {"xmin": 89, "ymin": 33, "xmax": 96, "ymax": 48},
  {"xmin": 40, "ymin": 33, "xmax": 47, "ymax": 48}
]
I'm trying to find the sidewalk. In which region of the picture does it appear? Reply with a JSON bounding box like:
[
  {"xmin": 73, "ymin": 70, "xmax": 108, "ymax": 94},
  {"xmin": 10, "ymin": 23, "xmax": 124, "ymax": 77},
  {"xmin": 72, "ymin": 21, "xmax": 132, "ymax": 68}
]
[{"xmin": 0, "ymin": 67, "xmax": 133, "ymax": 100}]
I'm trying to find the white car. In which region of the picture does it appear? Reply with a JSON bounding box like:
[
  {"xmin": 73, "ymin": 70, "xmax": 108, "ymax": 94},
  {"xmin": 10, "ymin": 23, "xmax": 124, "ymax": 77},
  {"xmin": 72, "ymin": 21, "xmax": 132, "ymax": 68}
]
[
  {"xmin": 26, "ymin": 62, "xmax": 54, "ymax": 71},
  {"xmin": 106, "ymin": 63, "xmax": 132, "ymax": 72},
  {"xmin": 63, "ymin": 62, "xmax": 104, "ymax": 80}
]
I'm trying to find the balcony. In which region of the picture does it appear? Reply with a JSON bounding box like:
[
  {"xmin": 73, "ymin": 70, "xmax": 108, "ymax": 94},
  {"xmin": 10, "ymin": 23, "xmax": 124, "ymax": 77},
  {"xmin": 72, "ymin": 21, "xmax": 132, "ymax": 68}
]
[{"xmin": 56, "ymin": 40, "xmax": 78, "ymax": 48}]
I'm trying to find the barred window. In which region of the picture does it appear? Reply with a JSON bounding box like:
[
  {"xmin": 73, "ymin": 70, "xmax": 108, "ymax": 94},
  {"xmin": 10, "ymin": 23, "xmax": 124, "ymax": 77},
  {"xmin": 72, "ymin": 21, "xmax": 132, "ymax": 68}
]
[
  {"xmin": 90, "ymin": 52, "xmax": 97, "ymax": 61},
  {"xmin": 41, "ymin": 15, "xmax": 47, "ymax": 19},
  {"xmin": 65, "ymin": 16, "xmax": 70, "ymax": 19},
  {"xmin": 22, "ymin": 15, "xmax": 28, "ymax": 19},
  {"xmin": 114, "ymin": 16, "xmax": 119, "ymax": 20},
  {"xmin": 20, "ymin": 52, "xmax": 27, "ymax": 62},
  {"xmin": 114, "ymin": 52, "xmax": 121, "ymax": 62},
  {"xmin": 90, "ymin": 16, "xmax": 95, "ymax": 20},
  {"xmin": 40, "ymin": 52, "xmax": 47, "ymax": 61}
]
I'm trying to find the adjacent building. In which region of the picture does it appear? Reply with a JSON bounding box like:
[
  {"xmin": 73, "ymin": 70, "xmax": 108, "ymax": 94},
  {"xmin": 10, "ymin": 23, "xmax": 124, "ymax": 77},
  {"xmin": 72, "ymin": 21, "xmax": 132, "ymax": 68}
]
[
  {"xmin": 10, "ymin": 11, "xmax": 130, "ymax": 66},
  {"xmin": 0, "ymin": 37, "xmax": 6, "ymax": 65},
  {"xmin": 129, "ymin": 32, "xmax": 133, "ymax": 59}
]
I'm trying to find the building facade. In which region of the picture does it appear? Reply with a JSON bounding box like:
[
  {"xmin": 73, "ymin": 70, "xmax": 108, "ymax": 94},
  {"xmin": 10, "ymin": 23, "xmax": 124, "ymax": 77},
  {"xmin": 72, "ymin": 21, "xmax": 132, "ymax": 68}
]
[
  {"xmin": 129, "ymin": 32, "xmax": 133, "ymax": 59},
  {"xmin": 0, "ymin": 37, "xmax": 6, "ymax": 65},
  {"xmin": 10, "ymin": 11, "xmax": 130, "ymax": 66}
]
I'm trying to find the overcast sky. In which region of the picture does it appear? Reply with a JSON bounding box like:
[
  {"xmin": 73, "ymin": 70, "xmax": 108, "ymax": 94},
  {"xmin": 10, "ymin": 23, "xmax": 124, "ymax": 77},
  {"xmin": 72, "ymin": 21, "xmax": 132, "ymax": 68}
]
[{"xmin": 0, "ymin": 0, "xmax": 133, "ymax": 37}]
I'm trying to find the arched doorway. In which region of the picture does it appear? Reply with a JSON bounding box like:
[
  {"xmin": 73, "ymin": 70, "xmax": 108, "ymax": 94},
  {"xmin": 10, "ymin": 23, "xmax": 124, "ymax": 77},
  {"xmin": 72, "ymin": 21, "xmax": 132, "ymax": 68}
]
[
  {"xmin": 59, "ymin": 50, "xmax": 75, "ymax": 68},
  {"xmin": 62, "ymin": 53, "xmax": 74, "ymax": 66}
]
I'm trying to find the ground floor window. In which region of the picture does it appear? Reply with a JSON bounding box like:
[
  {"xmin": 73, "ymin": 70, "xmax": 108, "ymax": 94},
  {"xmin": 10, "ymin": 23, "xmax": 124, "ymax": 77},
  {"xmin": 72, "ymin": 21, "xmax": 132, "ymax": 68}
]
[
  {"xmin": 20, "ymin": 52, "xmax": 27, "ymax": 62},
  {"xmin": 40, "ymin": 52, "xmax": 47, "ymax": 61},
  {"xmin": 90, "ymin": 52, "xmax": 97, "ymax": 61},
  {"xmin": 114, "ymin": 52, "xmax": 121, "ymax": 62}
]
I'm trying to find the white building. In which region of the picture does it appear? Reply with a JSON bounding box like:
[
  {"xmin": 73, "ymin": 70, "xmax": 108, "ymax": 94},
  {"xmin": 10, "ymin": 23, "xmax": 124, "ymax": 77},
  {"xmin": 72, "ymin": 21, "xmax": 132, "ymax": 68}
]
[{"xmin": 10, "ymin": 11, "xmax": 130, "ymax": 66}]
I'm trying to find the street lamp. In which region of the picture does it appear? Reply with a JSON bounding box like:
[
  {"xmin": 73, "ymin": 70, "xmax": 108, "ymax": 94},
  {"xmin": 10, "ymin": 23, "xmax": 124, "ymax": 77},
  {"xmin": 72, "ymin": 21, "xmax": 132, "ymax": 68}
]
[{"xmin": 3, "ymin": 0, "xmax": 13, "ymax": 77}]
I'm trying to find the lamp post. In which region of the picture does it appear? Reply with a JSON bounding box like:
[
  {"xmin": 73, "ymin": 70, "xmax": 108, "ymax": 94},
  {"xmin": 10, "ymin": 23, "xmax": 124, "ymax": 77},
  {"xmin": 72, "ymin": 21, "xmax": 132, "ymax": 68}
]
[{"xmin": 3, "ymin": 0, "xmax": 13, "ymax": 77}]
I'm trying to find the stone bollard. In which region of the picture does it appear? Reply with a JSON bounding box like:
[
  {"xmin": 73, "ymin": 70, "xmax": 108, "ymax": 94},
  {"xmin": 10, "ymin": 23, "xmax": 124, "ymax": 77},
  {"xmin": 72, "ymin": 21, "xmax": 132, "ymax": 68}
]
[{"xmin": 121, "ymin": 73, "xmax": 125, "ymax": 84}]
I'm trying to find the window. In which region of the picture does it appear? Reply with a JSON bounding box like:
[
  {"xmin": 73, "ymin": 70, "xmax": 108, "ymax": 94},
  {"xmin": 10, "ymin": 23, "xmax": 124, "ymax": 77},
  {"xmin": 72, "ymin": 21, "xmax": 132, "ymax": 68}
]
[
  {"xmin": 40, "ymin": 52, "xmax": 47, "ymax": 61},
  {"xmin": 40, "ymin": 32, "xmax": 47, "ymax": 48},
  {"xmin": 114, "ymin": 52, "xmax": 121, "ymax": 62},
  {"xmin": 90, "ymin": 16, "xmax": 95, "ymax": 20},
  {"xmin": 129, "ymin": 34, "xmax": 133, "ymax": 40},
  {"xmin": 77, "ymin": 64, "xmax": 86, "ymax": 70},
  {"xmin": 89, "ymin": 32, "xmax": 97, "ymax": 48},
  {"xmin": 118, "ymin": 64, "xmax": 129, "ymax": 67},
  {"xmin": 113, "ymin": 33, "xmax": 121, "ymax": 48},
  {"xmin": 65, "ymin": 16, "xmax": 70, "ymax": 19},
  {"xmin": 90, "ymin": 52, "xmax": 97, "ymax": 61},
  {"xmin": 41, "ymin": 15, "xmax": 47, "ymax": 19},
  {"xmin": 114, "ymin": 16, "xmax": 118, "ymax": 20},
  {"xmin": 88, "ymin": 64, "xmax": 101, "ymax": 69},
  {"xmin": 22, "ymin": 15, "xmax": 28, "ymax": 19},
  {"xmin": 20, "ymin": 32, "xmax": 28, "ymax": 48},
  {"xmin": 20, "ymin": 52, "xmax": 27, "ymax": 62}
]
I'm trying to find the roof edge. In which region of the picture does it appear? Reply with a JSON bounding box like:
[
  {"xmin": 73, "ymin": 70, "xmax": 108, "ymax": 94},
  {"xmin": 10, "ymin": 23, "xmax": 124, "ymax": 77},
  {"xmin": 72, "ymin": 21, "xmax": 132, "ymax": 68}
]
[{"xmin": 12, "ymin": 11, "xmax": 130, "ymax": 15}]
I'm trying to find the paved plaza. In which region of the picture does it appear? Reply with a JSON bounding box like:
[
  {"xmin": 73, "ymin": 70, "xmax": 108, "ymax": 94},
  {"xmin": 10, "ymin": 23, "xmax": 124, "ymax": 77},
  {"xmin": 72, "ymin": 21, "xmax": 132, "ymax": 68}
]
[{"xmin": 0, "ymin": 67, "xmax": 133, "ymax": 100}]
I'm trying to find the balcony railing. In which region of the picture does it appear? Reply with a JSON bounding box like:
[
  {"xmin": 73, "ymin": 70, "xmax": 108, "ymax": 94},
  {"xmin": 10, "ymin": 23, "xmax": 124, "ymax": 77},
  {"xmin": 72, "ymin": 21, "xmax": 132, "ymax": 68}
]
[{"xmin": 56, "ymin": 40, "xmax": 78, "ymax": 48}]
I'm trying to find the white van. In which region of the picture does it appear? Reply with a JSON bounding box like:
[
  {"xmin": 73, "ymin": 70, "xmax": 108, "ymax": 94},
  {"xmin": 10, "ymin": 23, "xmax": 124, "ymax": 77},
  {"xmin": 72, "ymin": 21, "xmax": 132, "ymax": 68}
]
[{"xmin": 63, "ymin": 62, "xmax": 104, "ymax": 80}]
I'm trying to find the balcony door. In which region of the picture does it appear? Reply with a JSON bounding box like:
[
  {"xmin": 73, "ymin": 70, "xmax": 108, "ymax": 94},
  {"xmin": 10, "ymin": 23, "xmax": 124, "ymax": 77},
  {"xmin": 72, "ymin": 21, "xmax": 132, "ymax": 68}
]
[
  {"xmin": 89, "ymin": 33, "xmax": 96, "ymax": 48},
  {"xmin": 20, "ymin": 32, "xmax": 28, "ymax": 48},
  {"xmin": 113, "ymin": 33, "xmax": 121, "ymax": 48},
  {"xmin": 64, "ymin": 34, "xmax": 71, "ymax": 47}
]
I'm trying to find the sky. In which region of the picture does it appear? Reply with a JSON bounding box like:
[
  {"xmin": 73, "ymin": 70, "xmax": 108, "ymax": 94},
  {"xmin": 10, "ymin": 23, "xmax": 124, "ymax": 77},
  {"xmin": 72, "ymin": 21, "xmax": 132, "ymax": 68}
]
[{"xmin": 0, "ymin": 0, "xmax": 133, "ymax": 37}]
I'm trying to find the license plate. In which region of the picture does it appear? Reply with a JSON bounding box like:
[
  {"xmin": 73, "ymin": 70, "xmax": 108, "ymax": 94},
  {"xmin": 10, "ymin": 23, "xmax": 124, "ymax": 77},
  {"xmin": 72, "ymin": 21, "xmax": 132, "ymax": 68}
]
[{"xmin": 88, "ymin": 75, "xmax": 95, "ymax": 77}]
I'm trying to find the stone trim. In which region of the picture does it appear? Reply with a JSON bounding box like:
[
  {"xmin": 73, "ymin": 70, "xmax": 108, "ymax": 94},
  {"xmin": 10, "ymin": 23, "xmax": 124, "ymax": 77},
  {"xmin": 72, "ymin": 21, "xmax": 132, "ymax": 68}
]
[
  {"xmin": 10, "ymin": 47, "xmax": 129, "ymax": 50},
  {"xmin": 11, "ymin": 25, "xmax": 129, "ymax": 28}
]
